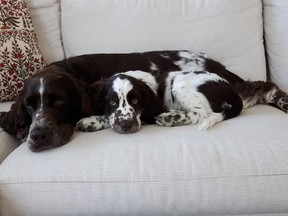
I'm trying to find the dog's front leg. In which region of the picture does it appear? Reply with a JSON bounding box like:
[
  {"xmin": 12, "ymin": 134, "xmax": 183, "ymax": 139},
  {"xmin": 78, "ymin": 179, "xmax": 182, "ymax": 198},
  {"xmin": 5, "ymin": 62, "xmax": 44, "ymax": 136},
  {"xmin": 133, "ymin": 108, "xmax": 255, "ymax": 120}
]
[{"xmin": 76, "ymin": 115, "xmax": 110, "ymax": 132}]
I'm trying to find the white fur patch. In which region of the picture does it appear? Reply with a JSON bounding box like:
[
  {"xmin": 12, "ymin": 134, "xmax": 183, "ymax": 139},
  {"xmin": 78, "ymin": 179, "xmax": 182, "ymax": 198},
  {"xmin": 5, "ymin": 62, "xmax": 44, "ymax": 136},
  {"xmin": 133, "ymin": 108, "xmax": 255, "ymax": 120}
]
[
  {"xmin": 36, "ymin": 78, "xmax": 44, "ymax": 118},
  {"xmin": 113, "ymin": 76, "xmax": 134, "ymax": 96},
  {"xmin": 175, "ymin": 51, "xmax": 208, "ymax": 71},
  {"xmin": 110, "ymin": 77, "xmax": 141, "ymax": 130},
  {"xmin": 198, "ymin": 112, "xmax": 224, "ymax": 130},
  {"xmin": 149, "ymin": 62, "xmax": 158, "ymax": 71},
  {"xmin": 164, "ymin": 71, "xmax": 226, "ymax": 110},
  {"xmin": 118, "ymin": 70, "xmax": 158, "ymax": 95},
  {"xmin": 160, "ymin": 70, "xmax": 228, "ymax": 129}
]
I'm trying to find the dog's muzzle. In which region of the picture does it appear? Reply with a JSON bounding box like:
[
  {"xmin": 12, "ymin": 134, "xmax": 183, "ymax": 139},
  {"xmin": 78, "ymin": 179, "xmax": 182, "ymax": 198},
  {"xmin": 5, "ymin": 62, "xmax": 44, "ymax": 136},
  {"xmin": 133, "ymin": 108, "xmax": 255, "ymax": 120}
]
[
  {"xmin": 112, "ymin": 115, "xmax": 141, "ymax": 134},
  {"xmin": 28, "ymin": 116, "xmax": 74, "ymax": 152}
]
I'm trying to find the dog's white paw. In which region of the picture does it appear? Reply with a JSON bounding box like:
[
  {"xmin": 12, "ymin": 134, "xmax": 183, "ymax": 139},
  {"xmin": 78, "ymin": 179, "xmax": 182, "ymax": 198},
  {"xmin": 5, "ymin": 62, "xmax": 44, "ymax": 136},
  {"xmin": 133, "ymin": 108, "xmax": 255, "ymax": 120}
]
[
  {"xmin": 198, "ymin": 113, "xmax": 224, "ymax": 130},
  {"xmin": 277, "ymin": 97, "xmax": 288, "ymax": 113},
  {"xmin": 76, "ymin": 115, "xmax": 110, "ymax": 132}
]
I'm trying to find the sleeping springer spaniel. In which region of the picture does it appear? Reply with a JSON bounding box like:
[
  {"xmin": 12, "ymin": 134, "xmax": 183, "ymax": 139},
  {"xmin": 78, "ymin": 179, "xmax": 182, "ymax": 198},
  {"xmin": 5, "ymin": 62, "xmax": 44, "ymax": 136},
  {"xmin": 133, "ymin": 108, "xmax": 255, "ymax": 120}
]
[
  {"xmin": 76, "ymin": 51, "xmax": 288, "ymax": 134},
  {"xmin": 0, "ymin": 65, "xmax": 94, "ymax": 152},
  {"xmin": 1, "ymin": 50, "xmax": 287, "ymax": 151}
]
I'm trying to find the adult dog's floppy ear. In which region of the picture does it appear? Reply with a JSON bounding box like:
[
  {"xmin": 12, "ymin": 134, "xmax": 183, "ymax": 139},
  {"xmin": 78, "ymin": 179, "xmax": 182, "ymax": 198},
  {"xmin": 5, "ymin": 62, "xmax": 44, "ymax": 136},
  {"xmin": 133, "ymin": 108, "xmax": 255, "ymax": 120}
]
[{"xmin": 0, "ymin": 90, "xmax": 31, "ymax": 141}]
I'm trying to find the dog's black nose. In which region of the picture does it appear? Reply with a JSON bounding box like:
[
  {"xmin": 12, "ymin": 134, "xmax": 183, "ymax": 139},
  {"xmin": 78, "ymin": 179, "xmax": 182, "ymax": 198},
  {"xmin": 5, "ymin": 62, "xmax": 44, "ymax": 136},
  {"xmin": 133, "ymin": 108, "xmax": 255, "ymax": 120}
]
[
  {"xmin": 30, "ymin": 128, "xmax": 50, "ymax": 144},
  {"xmin": 119, "ymin": 119, "xmax": 135, "ymax": 132}
]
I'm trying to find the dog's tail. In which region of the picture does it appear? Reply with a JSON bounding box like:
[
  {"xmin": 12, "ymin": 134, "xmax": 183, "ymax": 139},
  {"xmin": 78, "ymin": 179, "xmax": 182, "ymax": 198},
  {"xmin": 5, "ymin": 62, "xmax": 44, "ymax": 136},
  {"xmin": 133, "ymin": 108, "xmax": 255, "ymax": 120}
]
[{"xmin": 232, "ymin": 80, "xmax": 288, "ymax": 113}]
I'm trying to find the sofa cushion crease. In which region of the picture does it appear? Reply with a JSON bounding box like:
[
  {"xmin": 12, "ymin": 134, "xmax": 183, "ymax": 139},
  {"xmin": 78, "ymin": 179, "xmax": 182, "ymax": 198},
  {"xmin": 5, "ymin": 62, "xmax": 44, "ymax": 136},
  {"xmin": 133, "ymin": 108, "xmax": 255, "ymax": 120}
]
[
  {"xmin": 1, "ymin": 176, "xmax": 288, "ymax": 215},
  {"xmin": 2, "ymin": 172, "xmax": 288, "ymax": 185}
]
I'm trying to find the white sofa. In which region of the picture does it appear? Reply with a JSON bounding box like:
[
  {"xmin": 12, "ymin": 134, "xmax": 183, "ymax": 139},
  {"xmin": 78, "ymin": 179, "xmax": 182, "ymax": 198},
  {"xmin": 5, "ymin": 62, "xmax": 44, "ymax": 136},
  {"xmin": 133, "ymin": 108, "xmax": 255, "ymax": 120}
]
[{"xmin": 1, "ymin": 0, "xmax": 288, "ymax": 215}]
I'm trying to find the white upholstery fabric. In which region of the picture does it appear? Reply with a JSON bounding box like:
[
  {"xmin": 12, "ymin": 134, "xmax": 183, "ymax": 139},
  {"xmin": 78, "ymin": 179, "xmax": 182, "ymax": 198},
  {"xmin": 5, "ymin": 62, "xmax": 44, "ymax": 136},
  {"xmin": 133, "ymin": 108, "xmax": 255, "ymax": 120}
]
[
  {"xmin": 1, "ymin": 105, "xmax": 288, "ymax": 215},
  {"xmin": 0, "ymin": 102, "xmax": 18, "ymax": 164},
  {"xmin": 0, "ymin": 101, "xmax": 13, "ymax": 113},
  {"xmin": 27, "ymin": 0, "xmax": 64, "ymax": 63},
  {"xmin": 263, "ymin": 0, "xmax": 288, "ymax": 91},
  {"xmin": 61, "ymin": 0, "xmax": 266, "ymax": 81},
  {"xmin": 1, "ymin": 1, "xmax": 288, "ymax": 215}
]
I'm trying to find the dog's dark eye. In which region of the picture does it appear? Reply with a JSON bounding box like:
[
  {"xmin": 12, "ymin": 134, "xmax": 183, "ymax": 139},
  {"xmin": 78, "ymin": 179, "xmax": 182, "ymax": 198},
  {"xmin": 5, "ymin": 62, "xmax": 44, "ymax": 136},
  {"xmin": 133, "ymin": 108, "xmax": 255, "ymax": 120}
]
[
  {"xmin": 54, "ymin": 99, "xmax": 64, "ymax": 106},
  {"xmin": 110, "ymin": 100, "xmax": 117, "ymax": 106},
  {"xmin": 48, "ymin": 94, "xmax": 65, "ymax": 106},
  {"xmin": 128, "ymin": 91, "xmax": 140, "ymax": 105},
  {"xmin": 131, "ymin": 98, "xmax": 138, "ymax": 104},
  {"xmin": 25, "ymin": 96, "xmax": 38, "ymax": 110}
]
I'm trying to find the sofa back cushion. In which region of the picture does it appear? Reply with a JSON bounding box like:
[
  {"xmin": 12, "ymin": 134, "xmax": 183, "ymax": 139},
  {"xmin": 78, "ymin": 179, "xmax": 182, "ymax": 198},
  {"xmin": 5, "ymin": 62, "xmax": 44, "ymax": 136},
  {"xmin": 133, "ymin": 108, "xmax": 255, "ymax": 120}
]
[
  {"xmin": 26, "ymin": 0, "xmax": 64, "ymax": 64},
  {"xmin": 263, "ymin": 0, "xmax": 288, "ymax": 91},
  {"xmin": 61, "ymin": 0, "xmax": 265, "ymax": 81}
]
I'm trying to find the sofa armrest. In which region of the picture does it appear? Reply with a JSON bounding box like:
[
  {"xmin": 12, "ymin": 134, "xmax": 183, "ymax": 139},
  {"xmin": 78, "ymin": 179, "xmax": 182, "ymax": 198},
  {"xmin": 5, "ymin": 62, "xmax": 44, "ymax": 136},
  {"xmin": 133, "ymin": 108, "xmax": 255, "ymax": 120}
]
[
  {"xmin": 0, "ymin": 102, "xmax": 19, "ymax": 164},
  {"xmin": 0, "ymin": 132, "xmax": 18, "ymax": 164},
  {"xmin": 263, "ymin": 0, "xmax": 288, "ymax": 91}
]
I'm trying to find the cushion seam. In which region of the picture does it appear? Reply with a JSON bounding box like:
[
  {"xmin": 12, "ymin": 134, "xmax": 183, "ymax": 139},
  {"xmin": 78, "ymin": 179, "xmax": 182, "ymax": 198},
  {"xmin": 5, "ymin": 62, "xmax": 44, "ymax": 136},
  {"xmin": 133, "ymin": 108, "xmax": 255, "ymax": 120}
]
[{"xmin": 1, "ymin": 172, "xmax": 288, "ymax": 185}]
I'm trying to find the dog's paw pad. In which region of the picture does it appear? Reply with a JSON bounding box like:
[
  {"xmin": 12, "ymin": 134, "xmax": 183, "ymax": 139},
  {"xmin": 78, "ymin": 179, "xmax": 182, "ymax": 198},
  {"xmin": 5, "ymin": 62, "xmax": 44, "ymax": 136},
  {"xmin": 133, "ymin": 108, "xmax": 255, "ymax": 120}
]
[
  {"xmin": 156, "ymin": 112, "xmax": 183, "ymax": 127},
  {"xmin": 156, "ymin": 114, "xmax": 172, "ymax": 127}
]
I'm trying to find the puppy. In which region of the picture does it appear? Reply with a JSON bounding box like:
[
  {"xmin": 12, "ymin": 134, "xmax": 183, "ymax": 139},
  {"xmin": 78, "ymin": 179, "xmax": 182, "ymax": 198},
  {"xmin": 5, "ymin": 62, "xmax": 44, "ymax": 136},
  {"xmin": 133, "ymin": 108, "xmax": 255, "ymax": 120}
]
[{"xmin": 77, "ymin": 71, "xmax": 166, "ymax": 133}]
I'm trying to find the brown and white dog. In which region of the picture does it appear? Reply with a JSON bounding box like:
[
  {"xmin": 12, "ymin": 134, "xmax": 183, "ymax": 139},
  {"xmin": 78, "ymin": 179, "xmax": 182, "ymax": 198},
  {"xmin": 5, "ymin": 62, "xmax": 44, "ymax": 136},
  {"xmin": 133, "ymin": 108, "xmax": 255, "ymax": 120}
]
[
  {"xmin": 76, "ymin": 70, "xmax": 166, "ymax": 133},
  {"xmin": 76, "ymin": 51, "xmax": 288, "ymax": 133},
  {"xmin": 0, "ymin": 66, "xmax": 94, "ymax": 152},
  {"xmin": 1, "ymin": 50, "xmax": 287, "ymax": 151}
]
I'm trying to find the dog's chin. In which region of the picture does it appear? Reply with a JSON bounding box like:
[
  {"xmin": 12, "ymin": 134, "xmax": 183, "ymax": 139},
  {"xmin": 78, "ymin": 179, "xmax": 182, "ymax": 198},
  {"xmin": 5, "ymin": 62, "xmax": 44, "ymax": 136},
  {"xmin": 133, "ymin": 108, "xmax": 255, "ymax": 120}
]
[
  {"xmin": 28, "ymin": 140, "xmax": 53, "ymax": 152},
  {"xmin": 28, "ymin": 138, "xmax": 71, "ymax": 152},
  {"xmin": 27, "ymin": 124, "xmax": 74, "ymax": 152},
  {"xmin": 112, "ymin": 124, "xmax": 141, "ymax": 134}
]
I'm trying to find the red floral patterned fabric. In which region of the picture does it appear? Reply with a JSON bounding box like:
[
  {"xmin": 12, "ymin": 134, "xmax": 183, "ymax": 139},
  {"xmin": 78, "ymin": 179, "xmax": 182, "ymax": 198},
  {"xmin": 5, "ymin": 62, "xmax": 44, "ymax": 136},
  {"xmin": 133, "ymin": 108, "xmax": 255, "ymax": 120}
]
[{"xmin": 0, "ymin": 0, "xmax": 46, "ymax": 102}]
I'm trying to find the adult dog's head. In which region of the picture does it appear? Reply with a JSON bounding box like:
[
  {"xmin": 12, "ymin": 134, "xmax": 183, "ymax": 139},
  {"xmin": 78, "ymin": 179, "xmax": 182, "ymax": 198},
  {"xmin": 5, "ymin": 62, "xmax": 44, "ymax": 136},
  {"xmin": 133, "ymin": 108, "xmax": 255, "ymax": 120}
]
[
  {"xmin": 90, "ymin": 71, "xmax": 165, "ymax": 134},
  {"xmin": 0, "ymin": 65, "xmax": 93, "ymax": 152}
]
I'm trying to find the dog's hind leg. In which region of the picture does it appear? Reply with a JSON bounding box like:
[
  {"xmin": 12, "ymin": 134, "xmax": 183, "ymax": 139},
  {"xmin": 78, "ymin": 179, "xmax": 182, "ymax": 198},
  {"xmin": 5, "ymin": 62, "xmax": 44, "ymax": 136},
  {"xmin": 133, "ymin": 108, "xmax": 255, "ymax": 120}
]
[
  {"xmin": 155, "ymin": 109, "xmax": 226, "ymax": 130},
  {"xmin": 198, "ymin": 112, "xmax": 225, "ymax": 130},
  {"xmin": 233, "ymin": 81, "xmax": 288, "ymax": 113}
]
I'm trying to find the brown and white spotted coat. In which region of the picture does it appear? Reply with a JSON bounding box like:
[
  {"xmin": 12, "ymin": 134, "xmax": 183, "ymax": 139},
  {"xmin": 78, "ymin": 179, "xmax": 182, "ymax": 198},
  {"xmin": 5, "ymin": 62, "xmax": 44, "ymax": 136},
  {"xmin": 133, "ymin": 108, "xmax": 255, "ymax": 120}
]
[{"xmin": 76, "ymin": 51, "xmax": 288, "ymax": 133}]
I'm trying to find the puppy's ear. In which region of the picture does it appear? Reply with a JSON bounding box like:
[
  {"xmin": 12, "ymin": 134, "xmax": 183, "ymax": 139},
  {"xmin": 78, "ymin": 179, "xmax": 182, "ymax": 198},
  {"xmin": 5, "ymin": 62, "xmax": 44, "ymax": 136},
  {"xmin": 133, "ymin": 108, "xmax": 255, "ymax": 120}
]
[
  {"xmin": 0, "ymin": 90, "xmax": 31, "ymax": 141},
  {"xmin": 89, "ymin": 78, "xmax": 110, "ymax": 115},
  {"xmin": 89, "ymin": 79, "xmax": 107, "ymax": 98},
  {"xmin": 139, "ymin": 83, "xmax": 166, "ymax": 124}
]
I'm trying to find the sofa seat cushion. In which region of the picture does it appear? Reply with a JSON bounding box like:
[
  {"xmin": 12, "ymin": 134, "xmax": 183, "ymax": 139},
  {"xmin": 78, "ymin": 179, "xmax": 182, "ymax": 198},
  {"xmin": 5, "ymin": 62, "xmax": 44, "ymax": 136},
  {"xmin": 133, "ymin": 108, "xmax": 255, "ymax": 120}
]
[{"xmin": 1, "ymin": 105, "xmax": 288, "ymax": 215}]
